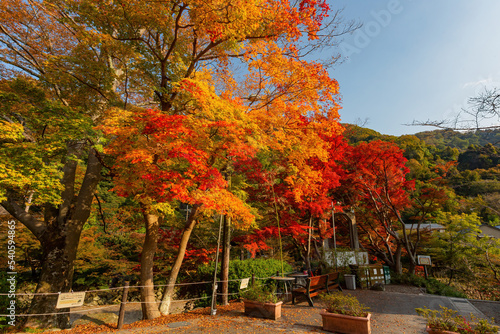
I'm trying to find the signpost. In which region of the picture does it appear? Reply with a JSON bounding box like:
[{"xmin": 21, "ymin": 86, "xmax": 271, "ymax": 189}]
[
  {"xmin": 417, "ymin": 255, "xmax": 432, "ymax": 279},
  {"xmin": 240, "ymin": 278, "xmax": 250, "ymax": 290},
  {"xmin": 56, "ymin": 292, "xmax": 86, "ymax": 309}
]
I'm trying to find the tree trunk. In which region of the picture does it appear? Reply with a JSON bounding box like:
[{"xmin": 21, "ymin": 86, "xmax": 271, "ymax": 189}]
[
  {"xmin": 306, "ymin": 216, "xmax": 313, "ymax": 273},
  {"xmin": 221, "ymin": 215, "xmax": 231, "ymax": 305},
  {"xmin": 2, "ymin": 148, "xmax": 102, "ymax": 329},
  {"xmin": 394, "ymin": 244, "xmax": 403, "ymax": 275},
  {"xmin": 140, "ymin": 211, "xmax": 161, "ymax": 320},
  {"xmin": 24, "ymin": 226, "xmax": 81, "ymax": 328},
  {"xmin": 345, "ymin": 212, "xmax": 360, "ymax": 250},
  {"xmin": 159, "ymin": 205, "xmax": 200, "ymax": 315},
  {"xmin": 408, "ymin": 258, "xmax": 417, "ymax": 275}
]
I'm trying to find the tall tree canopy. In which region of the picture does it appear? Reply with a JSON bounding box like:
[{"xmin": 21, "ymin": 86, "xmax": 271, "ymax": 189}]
[{"xmin": 0, "ymin": 0, "xmax": 356, "ymax": 326}]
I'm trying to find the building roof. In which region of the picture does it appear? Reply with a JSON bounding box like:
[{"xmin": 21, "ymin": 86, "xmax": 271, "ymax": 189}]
[
  {"xmin": 479, "ymin": 225, "xmax": 500, "ymax": 239},
  {"xmin": 404, "ymin": 223, "xmax": 445, "ymax": 231}
]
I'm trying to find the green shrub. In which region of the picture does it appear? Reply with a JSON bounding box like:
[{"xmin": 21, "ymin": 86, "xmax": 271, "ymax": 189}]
[
  {"xmin": 416, "ymin": 306, "xmax": 498, "ymax": 334},
  {"xmin": 320, "ymin": 292, "xmax": 369, "ymax": 317},
  {"xmin": 240, "ymin": 283, "xmax": 278, "ymax": 304},
  {"xmin": 392, "ymin": 274, "xmax": 467, "ymax": 298},
  {"xmin": 192, "ymin": 258, "xmax": 292, "ymax": 307},
  {"xmin": 416, "ymin": 306, "xmax": 459, "ymax": 332}
]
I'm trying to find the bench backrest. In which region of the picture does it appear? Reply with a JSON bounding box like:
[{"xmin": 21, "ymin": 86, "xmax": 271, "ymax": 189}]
[
  {"xmin": 306, "ymin": 275, "xmax": 328, "ymax": 291},
  {"xmin": 327, "ymin": 272, "xmax": 339, "ymax": 283}
]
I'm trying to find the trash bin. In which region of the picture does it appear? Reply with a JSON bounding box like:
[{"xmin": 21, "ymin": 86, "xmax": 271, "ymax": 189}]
[
  {"xmin": 344, "ymin": 274, "xmax": 356, "ymax": 290},
  {"xmin": 383, "ymin": 266, "xmax": 391, "ymax": 284}
]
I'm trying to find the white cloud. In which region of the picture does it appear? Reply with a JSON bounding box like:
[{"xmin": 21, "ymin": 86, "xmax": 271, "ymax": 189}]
[{"xmin": 462, "ymin": 78, "xmax": 494, "ymax": 89}]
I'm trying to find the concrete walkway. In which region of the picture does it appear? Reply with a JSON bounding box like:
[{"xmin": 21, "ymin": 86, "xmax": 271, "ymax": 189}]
[{"xmin": 67, "ymin": 288, "xmax": 499, "ymax": 334}]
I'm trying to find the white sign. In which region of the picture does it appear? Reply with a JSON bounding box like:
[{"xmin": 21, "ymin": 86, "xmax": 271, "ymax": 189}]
[
  {"xmin": 56, "ymin": 292, "xmax": 86, "ymax": 309},
  {"xmin": 326, "ymin": 251, "xmax": 369, "ymax": 267},
  {"xmin": 239, "ymin": 278, "xmax": 250, "ymax": 290},
  {"xmin": 417, "ymin": 255, "xmax": 432, "ymax": 266}
]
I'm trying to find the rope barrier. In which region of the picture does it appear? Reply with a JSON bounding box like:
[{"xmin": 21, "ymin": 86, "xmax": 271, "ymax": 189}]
[
  {"xmin": 0, "ymin": 274, "xmax": 289, "ymax": 297},
  {"xmin": 0, "ymin": 305, "xmax": 118, "ymax": 317},
  {"xmin": 0, "ymin": 273, "xmax": 295, "ymax": 317}
]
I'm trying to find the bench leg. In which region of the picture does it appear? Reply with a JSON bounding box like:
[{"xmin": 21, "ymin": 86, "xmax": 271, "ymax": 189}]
[
  {"xmin": 305, "ymin": 292, "xmax": 314, "ymax": 307},
  {"xmin": 338, "ymin": 285, "xmax": 343, "ymax": 292}
]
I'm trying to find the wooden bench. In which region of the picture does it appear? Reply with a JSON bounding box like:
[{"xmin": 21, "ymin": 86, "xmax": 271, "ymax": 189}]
[
  {"xmin": 326, "ymin": 272, "xmax": 343, "ymax": 293},
  {"xmin": 291, "ymin": 272, "xmax": 342, "ymax": 307}
]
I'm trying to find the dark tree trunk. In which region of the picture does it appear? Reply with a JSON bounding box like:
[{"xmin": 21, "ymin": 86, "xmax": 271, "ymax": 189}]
[{"xmin": 394, "ymin": 243, "xmax": 403, "ymax": 275}]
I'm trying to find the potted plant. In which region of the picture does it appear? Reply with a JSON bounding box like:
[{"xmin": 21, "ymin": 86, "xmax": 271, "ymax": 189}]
[
  {"xmin": 415, "ymin": 306, "xmax": 499, "ymax": 334},
  {"xmin": 240, "ymin": 283, "xmax": 283, "ymax": 320},
  {"xmin": 319, "ymin": 292, "xmax": 371, "ymax": 334}
]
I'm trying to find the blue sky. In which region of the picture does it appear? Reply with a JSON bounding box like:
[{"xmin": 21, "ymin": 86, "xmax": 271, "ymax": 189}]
[{"xmin": 326, "ymin": 0, "xmax": 500, "ymax": 136}]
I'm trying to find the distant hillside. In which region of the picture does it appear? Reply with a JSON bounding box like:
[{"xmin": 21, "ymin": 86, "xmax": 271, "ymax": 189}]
[
  {"xmin": 342, "ymin": 124, "xmax": 395, "ymax": 143},
  {"xmin": 414, "ymin": 129, "xmax": 500, "ymax": 151}
]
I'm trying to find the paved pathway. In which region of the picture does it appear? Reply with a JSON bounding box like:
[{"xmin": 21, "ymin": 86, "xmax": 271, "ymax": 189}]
[
  {"xmin": 449, "ymin": 297, "xmax": 487, "ymax": 318},
  {"xmin": 65, "ymin": 289, "xmax": 499, "ymax": 334}
]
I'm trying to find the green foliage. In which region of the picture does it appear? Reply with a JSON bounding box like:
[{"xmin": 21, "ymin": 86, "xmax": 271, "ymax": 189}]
[
  {"xmin": 391, "ymin": 274, "xmax": 467, "ymax": 298},
  {"xmin": 320, "ymin": 292, "xmax": 369, "ymax": 317},
  {"xmin": 415, "ymin": 129, "xmax": 500, "ymax": 151},
  {"xmin": 343, "ymin": 124, "xmax": 394, "ymax": 144},
  {"xmin": 458, "ymin": 144, "xmax": 500, "ymax": 171},
  {"xmin": 0, "ymin": 272, "xmax": 11, "ymax": 329},
  {"xmin": 424, "ymin": 278, "xmax": 468, "ymax": 298},
  {"xmin": 428, "ymin": 213, "xmax": 483, "ymax": 282},
  {"xmin": 196, "ymin": 258, "xmax": 292, "ymax": 284},
  {"xmin": 192, "ymin": 258, "xmax": 292, "ymax": 306},
  {"xmin": 416, "ymin": 306, "xmax": 499, "ymax": 334},
  {"xmin": 240, "ymin": 282, "xmax": 278, "ymax": 303},
  {"xmin": 73, "ymin": 227, "xmax": 138, "ymax": 289},
  {"xmin": 415, "ymin": 306, "xmax": 460, "ymax": 332},
  {"xmin": 0, "ymin": 78, "xmax": 93, "ymax": 205}
]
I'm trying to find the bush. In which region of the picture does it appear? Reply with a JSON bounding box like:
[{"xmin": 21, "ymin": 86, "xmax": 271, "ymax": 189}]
[
  {"xmin": 416, "ymin": 306, "xmax": 499, "ymax": 334},
  {"xmin": 320, "ymin": 292, "xmax": 369, "ymax": 317},
  {"xmin": 392, "ymin": 274, "xmax": 467, "ymax": 298},
  {"xmin": 240, "ymin": 283, "xmax": 278, "ymax": 303},
  {"xmin": 192, "ymin": 258, "xmax": 292, "ymax": 307}
]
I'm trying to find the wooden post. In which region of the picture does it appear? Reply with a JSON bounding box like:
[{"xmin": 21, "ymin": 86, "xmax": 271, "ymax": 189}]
[
  {"xmin": 117, "ymin": 281, "xmax": 130, "ymax": 329},
  {"xmin": 251, "ymin": 274, "xmax": 255, "ymax": 287}
]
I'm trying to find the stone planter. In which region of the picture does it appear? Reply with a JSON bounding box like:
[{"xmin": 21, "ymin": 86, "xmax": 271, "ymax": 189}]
[
  {"xmin": 320, "ymin": 310, "xmax": 371, "ymax": 334},
  {"xmin": 425, "ymin": 326, "xmax": 459, "ymax": 334},
  {"xmin": 243, "ymin": 300, "xmax": 283, "ymax": 320}
]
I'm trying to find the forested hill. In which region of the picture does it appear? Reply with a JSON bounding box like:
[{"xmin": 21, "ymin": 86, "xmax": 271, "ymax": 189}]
[
  {"xmin": 414, "ymin": 129, "xmax": 500, "ymax": 151},
  {"xmin": 344, "ymin": 123, "xmax": 500, "ymax": 225},
  {"xmin": 344, "ymin": 124, "xmax": 500, "ymax": 151}
]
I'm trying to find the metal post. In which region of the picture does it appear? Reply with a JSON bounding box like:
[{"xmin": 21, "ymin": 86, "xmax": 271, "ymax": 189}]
[
  {"xmin": 210, "ymin": 214, "xmax": 224, "ymax": 316},
  {"xmin": 117, "ymin": 281, "xmax": 129, "ymax": 329},
  {"xmin": 332, "ymin": 202, "xmax": 337, "ymax": 270}
]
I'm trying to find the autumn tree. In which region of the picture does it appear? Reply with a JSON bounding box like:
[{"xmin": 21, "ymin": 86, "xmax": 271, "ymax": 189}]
[
  {"xmin": 0, "ymin": 0, "xmax": 358, "ymax": 325},
  {"xmin": 236, "ymin": 132, "xmax": 346, "ymax": 270},
  {"xmin": 427, "ymin": 211, "xmax": 500, "ymax": 300},
  {"xmin": 0, "ymin": 77, "xmax": 102, "ymax": 328},
  {"xmin": 95, "ymin": 0, "xmax": 352, "ymax": 318},
  {"xmin": 335, "ymin": 141, "xmax": 415, "ymax": 273}
]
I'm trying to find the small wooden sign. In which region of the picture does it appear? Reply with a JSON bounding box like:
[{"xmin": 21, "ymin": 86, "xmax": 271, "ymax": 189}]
[
  {"xmin": 240, "ymin": 278, "xmax": 250, "ymax": 290},
  {"xmin": 56, "ymin": 292, "xmax": 86, "ymax": 309},
  {"xmin": 417, "ymin": 255, "xmax": 432, "ymax": 266}
]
